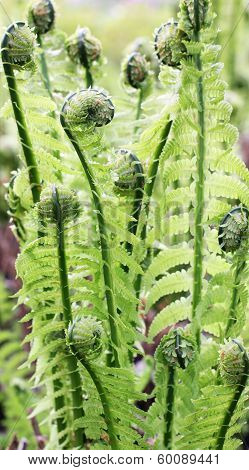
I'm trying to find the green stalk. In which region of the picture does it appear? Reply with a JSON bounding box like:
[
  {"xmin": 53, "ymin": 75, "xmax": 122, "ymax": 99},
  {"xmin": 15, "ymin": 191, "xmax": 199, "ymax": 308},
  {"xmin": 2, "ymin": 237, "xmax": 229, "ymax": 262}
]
[
  {"xmin": 225, "ymin": 255, "xmax": 246, "ymax": 338},
  {"xmin": 134, "ymin": 119, "xmax": 173, "ymax": 298},
  {"xmin": 134, "ymin": 88, "xmax": 144, "ymax": 135},
  {"xmin": 1, "ymin": 23, "xmax": 41, "ymax": 204},
  {"xmin": 36, "ymin": 34, "xmax": 53, "ymax": 100},
  {"xmin": 77, "ymin": 29, "xmax": 93, "ymax": 88},
  {"xmin": 52, "ymin": 186, "xmax": 85, "ymax": 448},
  {"xmin": 60, "ymin": 119, "xmax": 120, "ymax": 368},
  {"xmin": 124, "ymin": 162, "xmax": 145, "ymax": 259},
  {"xmin": 163, "ymin": 366, "xmax": 175, "ymax": 450},
  {"xmin": 81, "ymin": 361, "xmax": 119, "ymax": 449},
  {"xmin": 216, "ymin": 340, "xmax": 249, "ymax": 449},
  {"xmin": 192, "ymin": 0, "xmax": 205, "ymax": 349}
]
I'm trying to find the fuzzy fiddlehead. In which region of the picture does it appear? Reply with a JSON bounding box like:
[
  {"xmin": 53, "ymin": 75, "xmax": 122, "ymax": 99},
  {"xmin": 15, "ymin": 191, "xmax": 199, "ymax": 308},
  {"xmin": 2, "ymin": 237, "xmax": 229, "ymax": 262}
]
[
  {"xmin": 68, "ymin": 316, "xmax": 120, "ymax": 449},
  {"xmin": 60, "ymin": 89, "xmax": 120, "ymax": 368},
  {"xmin": 38, "ymin": 186, "xmax": 85, "ymax": 448},
  {"xmin": 216, "ymin": 339, "xmax": 249, "ymax": 449},
  {"xmin": 122, "ymin": 51, "xmax": 152, "ymax": 134},
  {"xmin": 156, "ymin": 328, "xmax": 195, "ymax": 449},
  {"xmin": 1, "ymin": 22, "xmax": 41, "ymax": 204},
  {"xmin": 154, "ymin": 20, "xmax": 188, "ymax": 67},
  {"xmin": 218, "ymin": 206, "xmax": 249, "ymax": 337},
  {"xmin": 66, "ymin": 27, "xmax": 102, "ymax": 88},
  {"xmin": 113, "ymin": 149, "xmax": 145, "ymax": 257}
]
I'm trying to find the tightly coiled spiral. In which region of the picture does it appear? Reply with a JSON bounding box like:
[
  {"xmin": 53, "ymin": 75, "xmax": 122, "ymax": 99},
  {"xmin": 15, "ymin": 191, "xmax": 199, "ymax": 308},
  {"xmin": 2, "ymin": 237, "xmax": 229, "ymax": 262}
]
[
  {"xmin": 156, "ymin": 328, "xmax": 195, "ymax": 369},
  {"xmin": 68, "ymin": 315, "xmax": 104, "ymax": 362},
  {"xmin": 113, "ymin": 149, "xmax": 144, "ymax": 196},
  {"xmin": 28, "ymin": 0, "xmax": 55, "ymax": 35},
  {"xmin": 218, "ymin": 206, "xmax": 249, "ymax": 253},
  {"xmin": 219, "ymin": 339, "xmax": 248, "ymax": 386},
  {"xmin": 122, "ymin": 52, "xmax": 150, "ymax": 90},
  {"xmin": 1, "ymin": 22, "xmax": 36, "ymax": 71},
  {"xmin": 154, "ymin": 20, "xmax": 188, "ymax": 67},
  {"xmin": 38, "ymin": 185, "xmax": 80, "ymax": 224},
  {"xmin": 61, "ymin": 88, "xmax": 114, "ymax": 128},
  {"xmin": 66, "ymin": 27, "xmax": 102, "ymax": 68},
  {"xmin": 127, "ymin": 36, "xmax": 159, "ymax": 77},
  {"xmin": 179, "ymin": 0, "xmax": 211, "ymax": 33}
]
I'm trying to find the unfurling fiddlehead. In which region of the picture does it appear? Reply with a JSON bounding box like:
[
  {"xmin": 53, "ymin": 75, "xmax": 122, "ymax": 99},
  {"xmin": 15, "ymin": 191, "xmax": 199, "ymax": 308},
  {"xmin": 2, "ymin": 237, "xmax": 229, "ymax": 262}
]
[
  {"xmin": 66, "ymin": 27, "xmax": 102, "ymax": 88},
  {"xmin": 156, "ymin": 329, "xmax": 195, "ymax": 449},
  {"xmin": 127, "ymin": 36, "xmax": 160, "ymax": 79},
  {"xmin": 38, "ymin": 186, "xmax": 85, "ymax": 448},
  {"xmin": 154, "ymin": 20, "xmax": 189, "ymax": 67},
  {"xmin": 122, "ymin": 52, "xmax": 152, "ymax": 134},
  {"xmin": 1, "ymin": 22, "xmax": 41, "ymax": 204},
  {"xmin": 60, "ymin": 89, "xmax": 120, "ymax": 368},
  {"xmin": 68, "ymin": 317, "xmax": 119, "ymax": 450},
  {"xmin": 218, "ymin": 206, "xmax": 249, "ymax": 337},
  {"xmin": 113, "ymin": 149, "xmax": 144, "ymax": 256},
  {"xmin": 216, "ymin": 339, "xmax": 249, "ymax": 449}
]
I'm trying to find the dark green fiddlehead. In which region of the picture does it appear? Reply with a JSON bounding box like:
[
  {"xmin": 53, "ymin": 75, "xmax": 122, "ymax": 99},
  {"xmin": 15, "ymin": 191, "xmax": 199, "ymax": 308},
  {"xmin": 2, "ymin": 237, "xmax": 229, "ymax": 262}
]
[
  {"xmin": 113, "ymin": 149, "xmax": 145, "ymax": 257},
  {"xmin": 66, "ymin": 27, "xmax": 102, "ymax": 88},
  {"xmin": 156, "ymin": 328, "xmax": 195, "ymax": 449}
]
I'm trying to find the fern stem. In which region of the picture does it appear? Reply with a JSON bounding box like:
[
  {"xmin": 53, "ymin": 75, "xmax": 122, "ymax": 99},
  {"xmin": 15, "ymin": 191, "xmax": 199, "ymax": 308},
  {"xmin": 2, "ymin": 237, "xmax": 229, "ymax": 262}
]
[
  {"xmin": 60, "ymin": 121, "xmax": 120, "ymax": 368},
  {"xmin": 85, "ymin": 68, "xmax": 93, "ymax": 88},
  {"xmin": 134, "ymin": 119, "xmax": 173, "ymax": 298},
  {"xmin": 124, "ymin": 163, "xmax": 145, "ymax": 259},
  {"xmin": 225, "ymin": 255, "xmax": 246, "ymax": 337},
  {"xmin": 163, "ymin": 365, "xmax": 175, "ymax": 450},
  {"xmin": 192, "ymin": 0, "xmax": 205, "ymax": 349},
  {"xmin": 37, "ymin": 34, "xmax": 53, "ymax": 100},
  {"xmin": 1, "ymin": 24, "xmax": 41, "ymax": 204},
  {"xmin": 82, "ymin": 361, "xmax": 119, "ymax": 449},
  {"xmin": 134, "ymin": 88, "xmax": 144, "ymax": 135},
  {"xmin": 52, "ymin": 186, "xmax": 85, "ymax": 448},
  {"xmin": 216, "ymin": 340, "xmax": 249, "ymax": 449}
]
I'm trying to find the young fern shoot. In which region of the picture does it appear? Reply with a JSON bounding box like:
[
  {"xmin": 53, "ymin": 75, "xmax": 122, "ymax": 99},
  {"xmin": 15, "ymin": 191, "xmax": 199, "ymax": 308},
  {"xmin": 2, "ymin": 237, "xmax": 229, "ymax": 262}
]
[
  {"xmin": 1, "ymin": 22, "xmax": 41, "ymax": 204},
  {"xmin": 66, "ymin": 27, "xmax": 102, "ymax": 88},
  {"xmin": 28, "ymin": 0, "xmax": 56, "ymax": 99},
  {"xmin": 60, "ymin": 89, "xmax": 120, "ymax": 368},
  {"xmin": 38, "ymin": 186, "xmax": 85, "ymax": 448}
]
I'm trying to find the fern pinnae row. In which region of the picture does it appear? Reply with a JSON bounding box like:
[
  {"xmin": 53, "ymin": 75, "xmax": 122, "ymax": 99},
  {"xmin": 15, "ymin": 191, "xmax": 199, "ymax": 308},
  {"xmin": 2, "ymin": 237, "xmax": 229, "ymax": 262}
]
[
  {"xmin": 60, "ymin": 89, "xmax": 120, "ymax": 368},
  {"xmin": 134, "ymin": 119, "xmax": 173, "ymax": 299},
  {"xmin": 39, "ymin": 186, "xmax": 85, "ymax": 448},
  {"xmin": 1, "ymin": 22, "xmax": 41, "ymax": 204}
]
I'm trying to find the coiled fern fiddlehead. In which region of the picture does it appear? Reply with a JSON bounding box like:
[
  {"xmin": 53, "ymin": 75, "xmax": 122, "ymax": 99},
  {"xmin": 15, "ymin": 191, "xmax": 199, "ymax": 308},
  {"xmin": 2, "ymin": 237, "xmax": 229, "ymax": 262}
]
[
  {"xmin": 68, "ymin": 316, "xmax": 120, "ymax": 449},
  {"xmin": 1, "ymin": 22, "xmax": 41, "ymax": 204},
  {"xmin": 66, "ymin": 27, "xmax": 102, "ymax": 88},
  {"xmin": 113, "ymin": 149, "xmax": 145, "ymax": 258},
  {"xmin": 60, "ymin": 89, "xmax": 120, "ymax": 368},
  {"xmin": 122, "ymin": 51, "xmax": 152, "ymax": 135},
  {"xmin": 216, "ymin": 339, "xmax": 249, "ymax": 449},
  {"xmin": 38, "ymin": 186, "xmax": 85, "ymax": 448},
  {"xmin": 218, "ymin": 206, "xmax": 249, "ymax": 337},
  {"xmin": 156, "ymin": 328, "xmax": 195, "ymax": 449}
]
